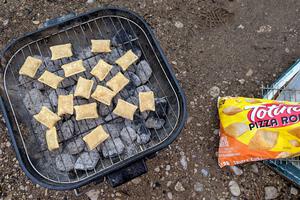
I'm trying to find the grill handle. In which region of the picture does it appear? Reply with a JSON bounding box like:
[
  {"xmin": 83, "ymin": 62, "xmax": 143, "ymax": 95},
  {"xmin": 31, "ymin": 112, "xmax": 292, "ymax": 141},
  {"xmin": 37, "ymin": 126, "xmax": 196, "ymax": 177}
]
[{"xmin": 107, "ymin": 159, "xmax": 148, "ymax": 187}]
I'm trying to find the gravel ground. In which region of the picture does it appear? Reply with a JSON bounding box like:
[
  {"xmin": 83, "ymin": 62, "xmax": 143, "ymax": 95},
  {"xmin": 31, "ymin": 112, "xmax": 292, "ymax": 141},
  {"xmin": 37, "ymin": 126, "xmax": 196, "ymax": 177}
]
[{"xmin": 0, "ymin": 0, "xmax": 300, "ymax": 199}]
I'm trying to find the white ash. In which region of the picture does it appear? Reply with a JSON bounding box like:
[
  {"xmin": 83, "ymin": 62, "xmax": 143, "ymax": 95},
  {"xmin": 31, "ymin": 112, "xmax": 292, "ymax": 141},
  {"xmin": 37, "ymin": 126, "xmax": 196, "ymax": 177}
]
[
  {"xmin": 101, "ymin": 138, "xmax": 125, "ymax": 158},
  {"xmin": 55, "ymin": 153, "xmax": 76, "ymax": 172},
  {"xmin": 136, "ymin": 125, "xmax": 151, "ymax": 144},
  {"xmin": 23, "ymin": 88, "xmax": 51, "ymax": 115},
  {"xmin": 65, "ymin": 137, "xmax": 85, "ymax": 155},
  {"xmin": 145, "ymin": 117, "xmax": 165, "ymax": 129},
  {"xmin": 120, "ymin": 126, "xmax": 137, "ymax": 145},
  {"xmin": 74, "ymin": 150, "xmax": 100, "ymax": 170},
  {"xmin": 136, "ymin": 60, "xmax": 152, "ymax": 84}
]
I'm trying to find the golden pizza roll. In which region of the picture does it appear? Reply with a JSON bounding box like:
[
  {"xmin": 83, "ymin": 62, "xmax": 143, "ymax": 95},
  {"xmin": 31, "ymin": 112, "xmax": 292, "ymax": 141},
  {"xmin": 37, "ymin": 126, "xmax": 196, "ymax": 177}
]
[
  {"xmin": 91, "ymin": 39, "xmax": 112, "ymax": 53},
  {"xmin": 288, "ymin": 126, "xmax": 300, "ymax": 139},
  {"xmin": 74, "ymin": 77, "xmax": 94, "ymax": 99},
  {"xmin": 113, "ymin": 99, "xmax": 138, "ymax": 120},
  {"xmin": 74, "ymin": 103, "xmax": 98, "ymax": 120},
  {"xmin": 19, "ymin": 56, "xmax": 42, "ymax": 78},
  {"xmin": 61, "ymin": 60, "xmax": 86, "ymax": 77},
  {"xmin": 57, "ymin": 94, "xmax": 74, "ymax": 116},
  {"xmin": 83, "ymin": 125, "xmax": 109, "ymax": 150},
  {"xmin": 222, "ymin": 106, "xmax": 242, "ymax": 115},
  {"xmin": 106, "ymin": 72, "xmax": 129, "ymax": 93},
  {"xmin": 90, "ymin": 59, "xmax": 113, "ymax": 81},
  {"xmin": 139, "ymin": 91, "xmax": 155, "ymax": 112},
  {"xmin": 91, "ymin": 85, "xmax": 116, "ymax": 106},
  {"xmin": 50, "ymin": 43, "xmax": 73, "ymax": 60},
  {"xmin": 115, "ymin": 50, "xmax": 139, "ymax": 71},
  {"xmin": 289, "ymin": 140, "xmax": 300, "ymax": 147},
  {"xmin": 38, "ymin": 70, "xmax": 64, "ymax": 89},
  {"xmin": 46, "ymin": 127, "xmax": 59, "ymax": 151},
  {"xmin": 33, "ymin": 106, "xmax": 61, "ymax": 128},
  {"xmin": 224, "ymin": 123, "xmax": 248, "ymax": 138},
  {"xmin": 248, "ymin": 129, "xmax": 278, "ymax": 151}
]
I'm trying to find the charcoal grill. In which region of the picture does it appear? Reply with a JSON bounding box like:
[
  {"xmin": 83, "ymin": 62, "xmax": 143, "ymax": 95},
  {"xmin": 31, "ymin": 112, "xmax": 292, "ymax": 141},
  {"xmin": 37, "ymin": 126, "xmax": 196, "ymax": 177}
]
[
  {"xmin": 262, "ymin": 59, "xmax": 300, "ymax": 186},
  {"xmin": 0, "ymin": 8, "xmax": 187, "ymax": 190}
]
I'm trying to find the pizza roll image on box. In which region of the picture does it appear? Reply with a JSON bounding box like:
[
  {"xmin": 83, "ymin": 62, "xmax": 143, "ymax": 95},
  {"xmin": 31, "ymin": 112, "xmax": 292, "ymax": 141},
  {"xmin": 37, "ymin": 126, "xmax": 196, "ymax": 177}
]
[
  {"xmin": 50, "ymin": 43, "xmax": 73, "ymax": 60},
  {"xmin": 74, "ymin": 77, "xmax": 94, "ymax": 99},
  {"xmin": 38, "ymin": 71, "xmax": 64, "ymax": 89},
  {"xmin": 46, "ymin": 127, "xmax": 59, "ymax": 151},
  {"xmin": 74, "ymin": 103, "xmax": 98, "ymax": 120},
  {"xmin": 83, "ymin": 125, "xmax": 109, "ymax": 150},
  {"xmin": 90, "ymin": 59, "xmax": 113, "ymax": 81},
  {"xmin": 115, "ymin": 50, "xmax": 139, "ymax": 71},
  {"xmin": 57, "ymin": 94, "xmax": 74, "ymax": 116},
  {"xmin": 91, "ymin": 40, "xmax": 112, "ymax": 53},
  {"xmin": 19, "ymin": 56, "xmax": 42, "ymax": 78},
  {"xmin": 217, "ymin": 96, "xmax": 300, "ymax": 168},
  {"xmin": 61, "ymin": 60, "xmax": 86, "ymax": 77},
  {"xmin": 91, "ymin": 85, "xmax": 116, "ymax": 106},
  {"xmin": 34, "ymin": 106, "xmax": 61, "ymax": 129},
  {"xmin": 113, "ymin": 99, "xmax": 138, "ymax": 120}
]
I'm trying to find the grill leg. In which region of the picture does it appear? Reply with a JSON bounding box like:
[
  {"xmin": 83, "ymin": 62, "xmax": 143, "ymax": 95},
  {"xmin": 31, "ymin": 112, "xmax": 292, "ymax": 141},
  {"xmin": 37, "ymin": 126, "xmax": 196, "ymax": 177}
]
[{"xmin": 107, "ymin": 160, "xmax": 148, "ymax": 187}]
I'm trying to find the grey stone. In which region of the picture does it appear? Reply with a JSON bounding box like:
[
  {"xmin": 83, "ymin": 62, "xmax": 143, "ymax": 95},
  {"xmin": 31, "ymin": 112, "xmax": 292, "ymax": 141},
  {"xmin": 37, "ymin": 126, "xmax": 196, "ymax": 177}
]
[
  {"xmin": 145, "ymin": 117, "xmax": 165, "ymax": 129},
  {"xmin": 98, "ymin": 104, "xmax": 114, "ymax": 116},
  {"xmin": 136, "ymin": 60, "xmax": 152, "ymax": 84},
  {"xmin": 229, "ymin": 181, "xmax": 241, "ymax": 197},
  {"xmin": 104, "ymin": 113, "xmax": 123, "ymax": 123},
  {"xmin": 55, "ymin": 153, "xmax": 76, "ymax": 172},
  {"xmin": 101, "ymin": 138, "xmax": 125, "ymax": 158},
  {"xmin": 105, "ymin": 48, "xmax": 124, "ymax": 63},
  {"xmin": 174, "ymin": 181, "xmax": 185, "ymax": 192},
  {"xmin": 18, "ymin": 75, "xmax": 32, "ymax": 88},
  {"xmin": 151, "ymin": 98, "xmax": 168, "ymax": 118},
  {"xmin": 32, "ymin": 81, "xmax": 45, "ymax": 90},
  {"xmin": 124, "ymin": 119, "xmax": 143, "ymax": 131},
  {"xmin": 74, "ymin": 151, "xmax": 100, "ymax": 170},
  {"xmin": 136, "ymin": 125, "xmax": 151, "ymax": 144},
  {"xmin": 209, "ymin": 86, "xmax": 220, "ymax": 98},
  {"xmin": 124, "ymin": 71, "xmax": 142, "ymax": 86},
  {"xmin": 120, "ymin": 126, "xmax": 137, "ymax": 145},
  {"xmin": 264, "ymin": 186, "xmax": 278, "ymax": 200},
  {"xmin": 201, "ymin": 168, "xmax": 209, "ymax": 177},
  {"xmin": 65, "ymin": 138, "xmax": 85, "ymax": 155},
  {"xmin": 290, "ymin": 187, "xmax": 298, "ymax": 196},
  {"xmin": 230, "ymin": 166, "xmax": 243, "ymax": 176},
  {"xmin": 194, "ymin": 182, "xmax": 204, "ymax": 192},
  {"xmin": 103, "ymin": 123, "xmax": 124, "ymax": 138},
  {"xmin": 126, "ymin": 96, "xmax": 139, "ymax": 106},
  {"xmin": 23, "ymin": 89, "xmax": 51, "ymax": 115},
  {"xmin": 180, "ymin": 153, "xmax": 188, "ymax": 170},
  {"xmin": 120, "ymin": 82, "xmax": 136, "ymax": 99},
  {"xmin": 61, "ymin": 77, "xmax": 76, "ymax": 88},
  {"xmin": 60, "ymin": 120, "xmax": 74, "ymax": 140},
  {"xmin": 125, "ymin": 144, "xmax": 137, "ymax": 156}
]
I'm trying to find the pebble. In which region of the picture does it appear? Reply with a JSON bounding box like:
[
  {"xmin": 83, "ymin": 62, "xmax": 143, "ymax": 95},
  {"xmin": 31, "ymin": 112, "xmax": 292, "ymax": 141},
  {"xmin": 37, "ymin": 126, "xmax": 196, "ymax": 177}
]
[
  {"xmin": 186, "ymin": 116, "xmax": 193, "ymax": 124},
  {"xmin": 246, "ymin": 69, "xmax": 253, "ymax": 77},
  {"xmin": 165, "ymin": 165, "xmax": 171, "ymax": 171},
  {"xmin": 230, "ymin": 166, "xmax": 243, "ymax": 176},
  {"xmin": 285, "ymin": 47, "xmax": 290, "ymax": 53},
  {"xmin": 229, "ymin": 180, "xmax": 241, "ymax": 197},
  {"xmin": 6, "ymin": 141, "xmax": 11, "ymax": 148},
  {"xmin": 174, "ymin": 182, "xmax": 185, "ymax": 192},
  {"xmin": 28, "ymin": 195, "xmax": 33, "ymax": 199},
  {"xmin": 213, "ymin": 129, "xmax": 219, "ymax": 135},
  {"xmin": 3, "ymin": 19, "xmax": 9, "ymax": 26},
  {"xmin": 237, "ymin": 24, "xmax": 245, "ymax": 29},
  {"xmin": 174, "ymin": 21, "xmax": 184, "ymax": 28},
  {"xmin": 86, "ymin": 189, "xmax": 100, "ymax": 200},
  {"xmin": 250, "ymin": 164, "xmax": 259, "ymax": 174},
  {"xmin": 290, "ymin": 186, "xmax": 298, "ymax": 195},
  {"xmin": 257, "ymin": 25, "xmax": 272, "ymax": 33},
  {"xmin": 209, "ymin": 86, "xmax": 220, "ymax": 98},
  {"xmin": 194, "ymin": 182, "xmax": 204, "ymax": 192},
  {"xmin": 264, "ymin": 186, "xmax": 278, "ymax": 199},
  {"xmin": 132, "ymin": 177, "xmax": 142, "ymax": 185},
  {"xmin": 86, "ymin": 0, "xmax": 95, "ymax": 3},
  {"xmin": 238, "ymin": 79, "xmax": 245, "ymax": 84},
  {"xmin": 74, "ymin": 151, "xmax": 100, "ymax": 170},
  {"xmin": 201, "ymin": 168, "xmax": 209, "ymax": 177},
  {"xmin": 32, "ymin": 20, "xmax": 40, "ymax": 25},
  {"xmin": 167, "ymin": 181, "xmax": 172, "ymax": 187},
  {"xmin": 154, "ymin": 166, "xmax": 160, "ymax": 172},
  {"xmin": 180, "ymin": 154, "xmax": 188, "ymax": 170},
  {"xmin": 167, "ymin": 192, "xmax": 173, "ymax": 199}
]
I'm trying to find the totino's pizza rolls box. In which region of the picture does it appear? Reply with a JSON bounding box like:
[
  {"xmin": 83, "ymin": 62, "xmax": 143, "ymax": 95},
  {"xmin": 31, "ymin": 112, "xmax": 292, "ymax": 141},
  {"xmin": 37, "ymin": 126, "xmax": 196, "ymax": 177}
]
[{"xmin": 217, "ymin": 96, "xmax": 300, "ymax": 167}]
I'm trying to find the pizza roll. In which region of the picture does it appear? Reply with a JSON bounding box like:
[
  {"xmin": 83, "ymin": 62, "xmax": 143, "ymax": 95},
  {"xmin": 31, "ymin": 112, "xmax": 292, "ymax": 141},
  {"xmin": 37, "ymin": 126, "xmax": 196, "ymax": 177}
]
[
  {"xmin": 224, "ymin": 123, "xmax": 248, "ymax": 138},
  {"xmin": 46, "ymin": 127, "xmax": 59, "ymax": 151},
  {"xmin": 248, "ymin": 129, "xmax": 278, "ymax": 150},
  {"xmin": 74, "ymin": 103, "xmax": 98, "ymax": 120},
  {"xmin": 19, "ymin": 56, "xmax": 42, "ymax": 78},
  {"xmin": 74, "ymin": 77, "xmax": 94, "ymax": 99},
  {"xmin": 289, "ymin": 140, "xmax": 300, "ymax": 147},
  {"xmin": 38, "ymin": 70, "xmax": 64, "ymax": 89},
  {"xmin": 115, "ymin": 50, "xmax": 139, "ymax": 71},
  {"xmin": 57, "ymin": 94, "xmax": 74, "ymax": 116},
  {"xmin": 90, "ymin": 59, "xmax": 113, "ymax": 81},
  {"xmin": 91, "ymin": 85, "xmax": 116, "ymax": 106},
  {"xmin": 91, "ymin": 39, "xmax": 112, "ymax": 53},
  {"xmin": 139, "ymin": 91, "xmax": 155, "ymax": 112},
  {"xmin": 34, "ymin": 106, "xmax": 61, "ymax": 128},
  {"xmin": 288, "ymin": 126, "xmax": 300, "ymax": 139},
  {"xmin": 113, "ymin": 99, "xmax": 138, "ymax": 120},
  {"xmin": 83, "ymin": 125, "xmax": 109, "ymax": 150},
  {"xmin": 50, "ymin": 43, "xmax": 73, "ymax": 60},
  {"xmin": 222, "ymin": 106, "xmax": 242, "ymax": 115},
  {"xmin": 106, "ymin": 72, "xmax": 129, "ymax": 93},
  {"xmin": 61, "ymin": 60, "xmax": 85, "ymax": 77}
]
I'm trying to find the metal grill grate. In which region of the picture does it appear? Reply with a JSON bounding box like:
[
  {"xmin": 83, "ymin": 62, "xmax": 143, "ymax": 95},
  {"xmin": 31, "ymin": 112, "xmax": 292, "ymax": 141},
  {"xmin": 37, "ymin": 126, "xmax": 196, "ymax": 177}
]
[{"xmin": 3, "ymin": 15, "xmax": 180, "ymax": 183}]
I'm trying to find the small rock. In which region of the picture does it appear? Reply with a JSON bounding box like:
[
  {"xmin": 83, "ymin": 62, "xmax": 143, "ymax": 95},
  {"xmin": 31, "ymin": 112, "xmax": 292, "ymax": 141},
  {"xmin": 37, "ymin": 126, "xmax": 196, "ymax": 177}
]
[
  {"xmin": 257, "ymin": 25, "xmax": 272, "ymax": 33},
  {"xmin": 120, "ymin": 126, "xmax": 137, "ymax": 145},
  {"xmin": 246, "ymin": 69, "xmax": 253, "ymax": 77},
  {"xmin": 238, "ymin": 79, "xmax": 245, "ymax": 84},
  {"xmin": 74, "ymin": 151, "xmax": 100, "ymax": 170},
  {"xmin": 165, "ymin": 165, "xmax": 171, "ymax": 171},
  {"xmin": 230, "ymin": 166, "xmax": 243, "ymax": 176},
  {"xmin": 132, "ymin": 177, "xmax": 141, "ymax": 184},
  {"xmin": 145, "ymin": 117, "xmax": 165, "ymax": 129},
  {"xmin": 285, "ymin": 47, "xmax": 290, "ymax": 53},
  {"xmin": 229, "ymin": 180, "xmax": 241, "ymax": 197},
  {"xmin": 65, "ymin": 138, "xmax": 85, "ymax": 155},
  {"xmin": 101, "ymin": 138, "xmax": 125, "ymax": 157},
  {"xmin": 86, "ymin": 0, "xmax": 95, "ymax": 3},
  {"xmin": 6, "ymin": 141, "xmax": 11, "ymax": 148},
  {"xmin": 86, "ymin": 189, "xmax": 100, "ymax": 200},
  {"xmin": 55, "ymin": 153, "xmax": 75, "ymax": 172},
  {"xmin": 32, "ymin": 20, "xmax": 40, "ymax": 25},
  {"xmin": 167, "ymin": 192, "xmax": 173, "ymax": 199},
  {"xmin": 174, "ymin": 181, "xmax": 185, "ymax": 192},
  {"xmin": 136, "ymin": 60, "xmax": 152, "ymax": 84},
  {"xmin": 154, "ymin": 166, "xmax": 160, "ymax": 172},
  {"xmin": 180, "ymin": 154, "xmax": 188, "ymax": 170},
  {"xmin": 237, "ymin": 24, "xmax": 244, "ymax": 29},
  {"xmin": 3, "ymin": 19, "xmax": 9, "ymax": 26},
  {"xmin": 186, "ymin": 116, "xmax": 193, "ymax": 124},
  {"xmin": 209, "ymin": 86, "xmax": 220, "ymax": 98},
  {"xmin": 201, "ymin": 168, "xmax": 209, "ymax": 177},
  {"xmin": 194, "ymin": 182, "xmax": 204, "ymax": 192},
  {"xmin": 174, "ymin": 21, "xmax": 184, "ymax": 28},
  {"xmin": 264, "ymin": 186, "xmax": 278, "ymax": 199},
  {"xmin": 250, "ymin": 164, "xmax": 259, "ymax": 174},
  {"xmin": 213, "ymin": 129, "xmax": 219, "ymax": 135},
  {"xmin": 290, "ymin": 186, "xmax": 298, "ymax": 196}
]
